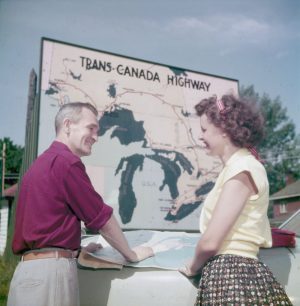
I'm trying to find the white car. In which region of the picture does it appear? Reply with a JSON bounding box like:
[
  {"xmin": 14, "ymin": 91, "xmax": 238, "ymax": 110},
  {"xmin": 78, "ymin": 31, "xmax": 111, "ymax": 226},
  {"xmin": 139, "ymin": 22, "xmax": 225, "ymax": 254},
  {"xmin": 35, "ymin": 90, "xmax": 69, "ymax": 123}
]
[
  {"xmin": 78, "ymin": 210, "xmax": 300, "ymax": 306},
  {"xmin": 259, "ymin": 210, "xmax": 300, "ymax": 306}
]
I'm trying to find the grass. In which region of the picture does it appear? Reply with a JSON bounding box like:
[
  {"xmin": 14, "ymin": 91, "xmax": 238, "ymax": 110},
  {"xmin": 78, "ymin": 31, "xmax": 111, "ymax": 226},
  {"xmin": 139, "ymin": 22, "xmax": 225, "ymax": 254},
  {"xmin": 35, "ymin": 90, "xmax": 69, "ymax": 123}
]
[{"xmin": 0, "ymin": 256, "xmax": 17, "ymax": 306}]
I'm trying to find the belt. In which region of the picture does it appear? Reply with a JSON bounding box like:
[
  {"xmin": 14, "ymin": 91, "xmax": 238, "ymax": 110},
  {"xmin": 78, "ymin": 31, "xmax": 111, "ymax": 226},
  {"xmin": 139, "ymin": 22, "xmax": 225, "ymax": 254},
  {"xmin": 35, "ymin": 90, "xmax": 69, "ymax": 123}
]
[{"xmin": 22, "ymin": 249, "xmax": 79, "ymax": 261}]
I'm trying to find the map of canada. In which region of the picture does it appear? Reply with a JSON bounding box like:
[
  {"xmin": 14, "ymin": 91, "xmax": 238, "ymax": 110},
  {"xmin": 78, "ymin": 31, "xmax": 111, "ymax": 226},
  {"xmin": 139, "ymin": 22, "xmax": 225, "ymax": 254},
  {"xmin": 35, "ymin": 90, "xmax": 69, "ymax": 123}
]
[{"xmin": 38, "ymin": 39, "xmax": 238, "ymax": 230}]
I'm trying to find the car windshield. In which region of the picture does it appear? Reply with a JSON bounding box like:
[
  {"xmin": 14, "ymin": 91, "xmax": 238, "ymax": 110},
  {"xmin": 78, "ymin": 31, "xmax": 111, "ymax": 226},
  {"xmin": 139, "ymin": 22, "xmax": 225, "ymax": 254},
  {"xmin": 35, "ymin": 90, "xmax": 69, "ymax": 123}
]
[{"xmin": 280, "ymin": 209, "xmax": 300, "ymax": 237}]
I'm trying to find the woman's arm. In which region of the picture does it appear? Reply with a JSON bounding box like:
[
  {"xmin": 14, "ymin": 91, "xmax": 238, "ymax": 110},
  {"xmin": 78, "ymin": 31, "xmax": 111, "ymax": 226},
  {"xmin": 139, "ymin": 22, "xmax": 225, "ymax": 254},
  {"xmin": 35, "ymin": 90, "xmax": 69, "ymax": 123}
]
[{"xmin": 180, "ymin": 171, "xmax": 257, "ymax": 276}]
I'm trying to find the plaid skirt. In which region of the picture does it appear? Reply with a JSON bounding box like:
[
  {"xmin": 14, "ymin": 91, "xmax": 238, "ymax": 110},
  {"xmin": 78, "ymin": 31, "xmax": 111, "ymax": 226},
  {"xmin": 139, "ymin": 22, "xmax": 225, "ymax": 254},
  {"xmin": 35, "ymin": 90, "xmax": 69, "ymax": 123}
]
[{"xmin": 195, "ymin": 254, "xmax": 293, "ymax": 306}]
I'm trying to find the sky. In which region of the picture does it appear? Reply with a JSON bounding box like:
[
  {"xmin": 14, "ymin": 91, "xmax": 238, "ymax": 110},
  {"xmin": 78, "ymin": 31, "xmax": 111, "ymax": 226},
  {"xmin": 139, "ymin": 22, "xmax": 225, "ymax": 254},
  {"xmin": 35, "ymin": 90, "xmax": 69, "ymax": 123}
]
[{"xmin": 0, "ymin": 0, "xmax": 299, "ymax": 146}]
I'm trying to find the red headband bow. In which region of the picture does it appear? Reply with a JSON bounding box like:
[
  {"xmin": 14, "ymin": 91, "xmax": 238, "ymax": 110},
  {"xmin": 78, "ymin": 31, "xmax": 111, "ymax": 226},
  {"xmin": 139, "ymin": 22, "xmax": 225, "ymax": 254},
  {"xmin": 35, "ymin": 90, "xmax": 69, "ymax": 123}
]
[
  {"xmin": 216, "ymin": 99, "xmax": 225, "ymax": 112},
  {"xmin": 216, "ymin": 99, "xmax": 229, "ymax": 115}
]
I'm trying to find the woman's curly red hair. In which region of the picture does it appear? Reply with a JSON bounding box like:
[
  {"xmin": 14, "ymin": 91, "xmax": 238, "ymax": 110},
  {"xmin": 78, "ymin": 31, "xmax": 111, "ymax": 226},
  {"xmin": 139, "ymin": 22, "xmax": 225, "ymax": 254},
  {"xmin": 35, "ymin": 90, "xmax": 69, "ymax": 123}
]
[{"xmin": 195, "ymin": 94, "xmax": 265, "ymax": 147}]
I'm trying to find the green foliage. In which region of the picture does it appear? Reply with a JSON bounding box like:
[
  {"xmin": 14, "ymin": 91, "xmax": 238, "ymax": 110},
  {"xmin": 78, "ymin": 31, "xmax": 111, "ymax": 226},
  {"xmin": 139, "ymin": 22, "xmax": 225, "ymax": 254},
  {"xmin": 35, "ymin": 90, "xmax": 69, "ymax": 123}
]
[
  {"xmin": 240, "ymin": 85, "xmax": 300, "ymax": 194},
  {"xmin": 0, "ymin": 137, "xmax": 23, "ymax": 187},
  {"xmin": 0, "ymin": 255, "xmax": 17, "ymax": 305}
]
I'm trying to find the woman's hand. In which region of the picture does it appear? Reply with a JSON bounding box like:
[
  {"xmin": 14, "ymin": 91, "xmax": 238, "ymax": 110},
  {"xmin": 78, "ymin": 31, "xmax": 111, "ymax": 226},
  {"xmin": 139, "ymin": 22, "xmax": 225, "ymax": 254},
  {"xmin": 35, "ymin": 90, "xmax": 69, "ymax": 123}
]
[{"xmin": 179, "ymin": 261, "xmax": 201, "ymax": 278}]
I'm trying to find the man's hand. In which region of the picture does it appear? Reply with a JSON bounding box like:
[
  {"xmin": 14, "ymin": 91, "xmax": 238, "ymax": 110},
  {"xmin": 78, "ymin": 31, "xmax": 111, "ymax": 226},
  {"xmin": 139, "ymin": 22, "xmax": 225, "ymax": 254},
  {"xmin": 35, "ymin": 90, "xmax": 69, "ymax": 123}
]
[
  {"xmin": 126, "ymin": 245, "xmax": 154, "ymax": 263},
  {"xmin": 82, "ymin": 242, "xmax": 103, "ymax": 253}
]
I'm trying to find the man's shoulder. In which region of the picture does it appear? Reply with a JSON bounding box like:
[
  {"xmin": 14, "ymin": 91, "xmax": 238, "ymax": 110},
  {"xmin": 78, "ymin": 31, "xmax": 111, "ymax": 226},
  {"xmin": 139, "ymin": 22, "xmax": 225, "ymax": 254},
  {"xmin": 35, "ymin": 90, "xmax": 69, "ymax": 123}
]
[
  {"xmin": 46, "ymin": 141, "xmax": 81, "ymax": 165},
  {"xmin": 22, "ymin": 142, "xmax": 84, "ymax": 183},
  {"xmin": 26, "ymin": 142, "xmax": 82, "ymax": 175}
]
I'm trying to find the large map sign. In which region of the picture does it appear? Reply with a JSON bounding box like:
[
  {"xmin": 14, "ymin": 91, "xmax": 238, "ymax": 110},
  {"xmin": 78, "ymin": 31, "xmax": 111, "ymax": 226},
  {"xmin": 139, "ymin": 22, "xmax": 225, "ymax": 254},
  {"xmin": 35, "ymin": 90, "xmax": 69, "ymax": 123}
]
[{"xmin": 38, "ymin": 37, "xmax": 238, "ymax": 230}]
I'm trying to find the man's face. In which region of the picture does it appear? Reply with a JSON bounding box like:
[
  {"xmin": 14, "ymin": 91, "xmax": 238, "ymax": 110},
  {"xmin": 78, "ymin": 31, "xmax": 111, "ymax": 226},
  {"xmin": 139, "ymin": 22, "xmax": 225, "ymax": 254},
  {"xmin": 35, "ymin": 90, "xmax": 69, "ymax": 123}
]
[{"xmin": 67, "ymin": 108, "xmax": 99, "ymax": 157}]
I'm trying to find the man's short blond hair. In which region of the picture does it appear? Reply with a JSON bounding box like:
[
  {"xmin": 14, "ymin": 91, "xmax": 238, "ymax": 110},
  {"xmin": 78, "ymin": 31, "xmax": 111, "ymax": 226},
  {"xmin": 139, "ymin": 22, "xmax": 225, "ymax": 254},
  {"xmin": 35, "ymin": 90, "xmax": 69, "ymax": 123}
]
[{"xmin": 55, "ymin": 102, "xmax": 98, "ymax": 135}]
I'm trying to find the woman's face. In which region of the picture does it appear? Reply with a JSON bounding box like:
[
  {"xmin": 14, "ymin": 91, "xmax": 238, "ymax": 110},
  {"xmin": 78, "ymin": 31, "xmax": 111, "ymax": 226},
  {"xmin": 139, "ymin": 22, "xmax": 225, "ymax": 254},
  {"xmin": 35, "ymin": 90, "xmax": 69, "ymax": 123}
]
[{"xmin": 199, "ymin": 114, "xmax": 226, "ymax": 156}]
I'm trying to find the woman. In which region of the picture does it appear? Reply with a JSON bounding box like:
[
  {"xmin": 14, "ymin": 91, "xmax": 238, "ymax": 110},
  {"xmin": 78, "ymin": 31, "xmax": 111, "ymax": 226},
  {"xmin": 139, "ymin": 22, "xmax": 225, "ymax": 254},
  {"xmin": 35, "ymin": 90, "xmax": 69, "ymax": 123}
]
[{"xmin": 179, "ymin": 94, "xmax": 292, "ymax": 305}]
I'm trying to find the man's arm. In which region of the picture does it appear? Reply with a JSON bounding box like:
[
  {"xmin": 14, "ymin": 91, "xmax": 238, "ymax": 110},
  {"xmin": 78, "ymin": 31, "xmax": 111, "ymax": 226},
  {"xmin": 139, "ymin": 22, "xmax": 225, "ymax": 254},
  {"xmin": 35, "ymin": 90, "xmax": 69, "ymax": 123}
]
[{"xmin": 99, "ymin": 215, "xmax": 154, "ymax": 262}]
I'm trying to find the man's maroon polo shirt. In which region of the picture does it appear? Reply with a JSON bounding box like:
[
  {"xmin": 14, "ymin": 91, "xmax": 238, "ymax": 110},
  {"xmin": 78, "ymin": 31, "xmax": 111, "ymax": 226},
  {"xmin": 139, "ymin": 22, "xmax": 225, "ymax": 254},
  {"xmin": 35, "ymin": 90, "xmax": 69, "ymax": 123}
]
[{"xmin": 13, "ymin": 141, "xmax": 113, "ymax": 254}]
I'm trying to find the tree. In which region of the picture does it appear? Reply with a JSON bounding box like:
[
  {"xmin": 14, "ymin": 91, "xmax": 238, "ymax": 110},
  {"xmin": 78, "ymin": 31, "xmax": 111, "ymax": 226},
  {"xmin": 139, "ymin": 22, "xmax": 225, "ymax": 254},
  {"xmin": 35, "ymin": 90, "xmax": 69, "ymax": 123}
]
[
  {"xmin": 240, "ymin": 85, "xmax": 300, "ymax": 195},
  {"xmin": 0, "ymin": 137, "xmax": 24, "ymax": 187}
]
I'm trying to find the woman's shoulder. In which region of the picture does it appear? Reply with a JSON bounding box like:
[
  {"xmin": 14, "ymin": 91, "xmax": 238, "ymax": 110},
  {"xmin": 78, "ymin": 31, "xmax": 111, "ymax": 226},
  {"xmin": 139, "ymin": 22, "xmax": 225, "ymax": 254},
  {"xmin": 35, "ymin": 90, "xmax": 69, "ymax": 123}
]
[{"xmin": 224, "ymin": 149, "xmax": 267, "ymax": 181}]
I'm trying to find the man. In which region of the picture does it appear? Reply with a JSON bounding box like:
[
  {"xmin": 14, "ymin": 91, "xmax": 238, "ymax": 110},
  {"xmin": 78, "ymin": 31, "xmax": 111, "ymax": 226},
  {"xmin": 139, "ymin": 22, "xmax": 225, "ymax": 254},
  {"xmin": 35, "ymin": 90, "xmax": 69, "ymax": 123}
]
[{"xmin": 8, "ymin": 102, "xmax": 153, "ymax": 306}]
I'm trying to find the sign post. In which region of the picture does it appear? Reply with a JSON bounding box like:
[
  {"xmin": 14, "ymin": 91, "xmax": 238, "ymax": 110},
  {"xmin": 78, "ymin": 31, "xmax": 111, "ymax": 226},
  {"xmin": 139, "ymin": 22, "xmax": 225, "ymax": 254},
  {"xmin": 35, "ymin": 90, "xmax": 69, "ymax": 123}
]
[{"xmin": 0, "ymin": 143, "xmax": 5, "ymax": 198}]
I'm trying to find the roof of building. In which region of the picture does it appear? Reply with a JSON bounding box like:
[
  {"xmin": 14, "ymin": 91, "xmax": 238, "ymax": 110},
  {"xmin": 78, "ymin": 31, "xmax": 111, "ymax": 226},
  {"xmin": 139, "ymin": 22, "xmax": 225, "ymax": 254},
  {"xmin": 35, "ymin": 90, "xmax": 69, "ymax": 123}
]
[{"xmin": 270, "ymin": 180, "xmax": 300, "ymax": 201}]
